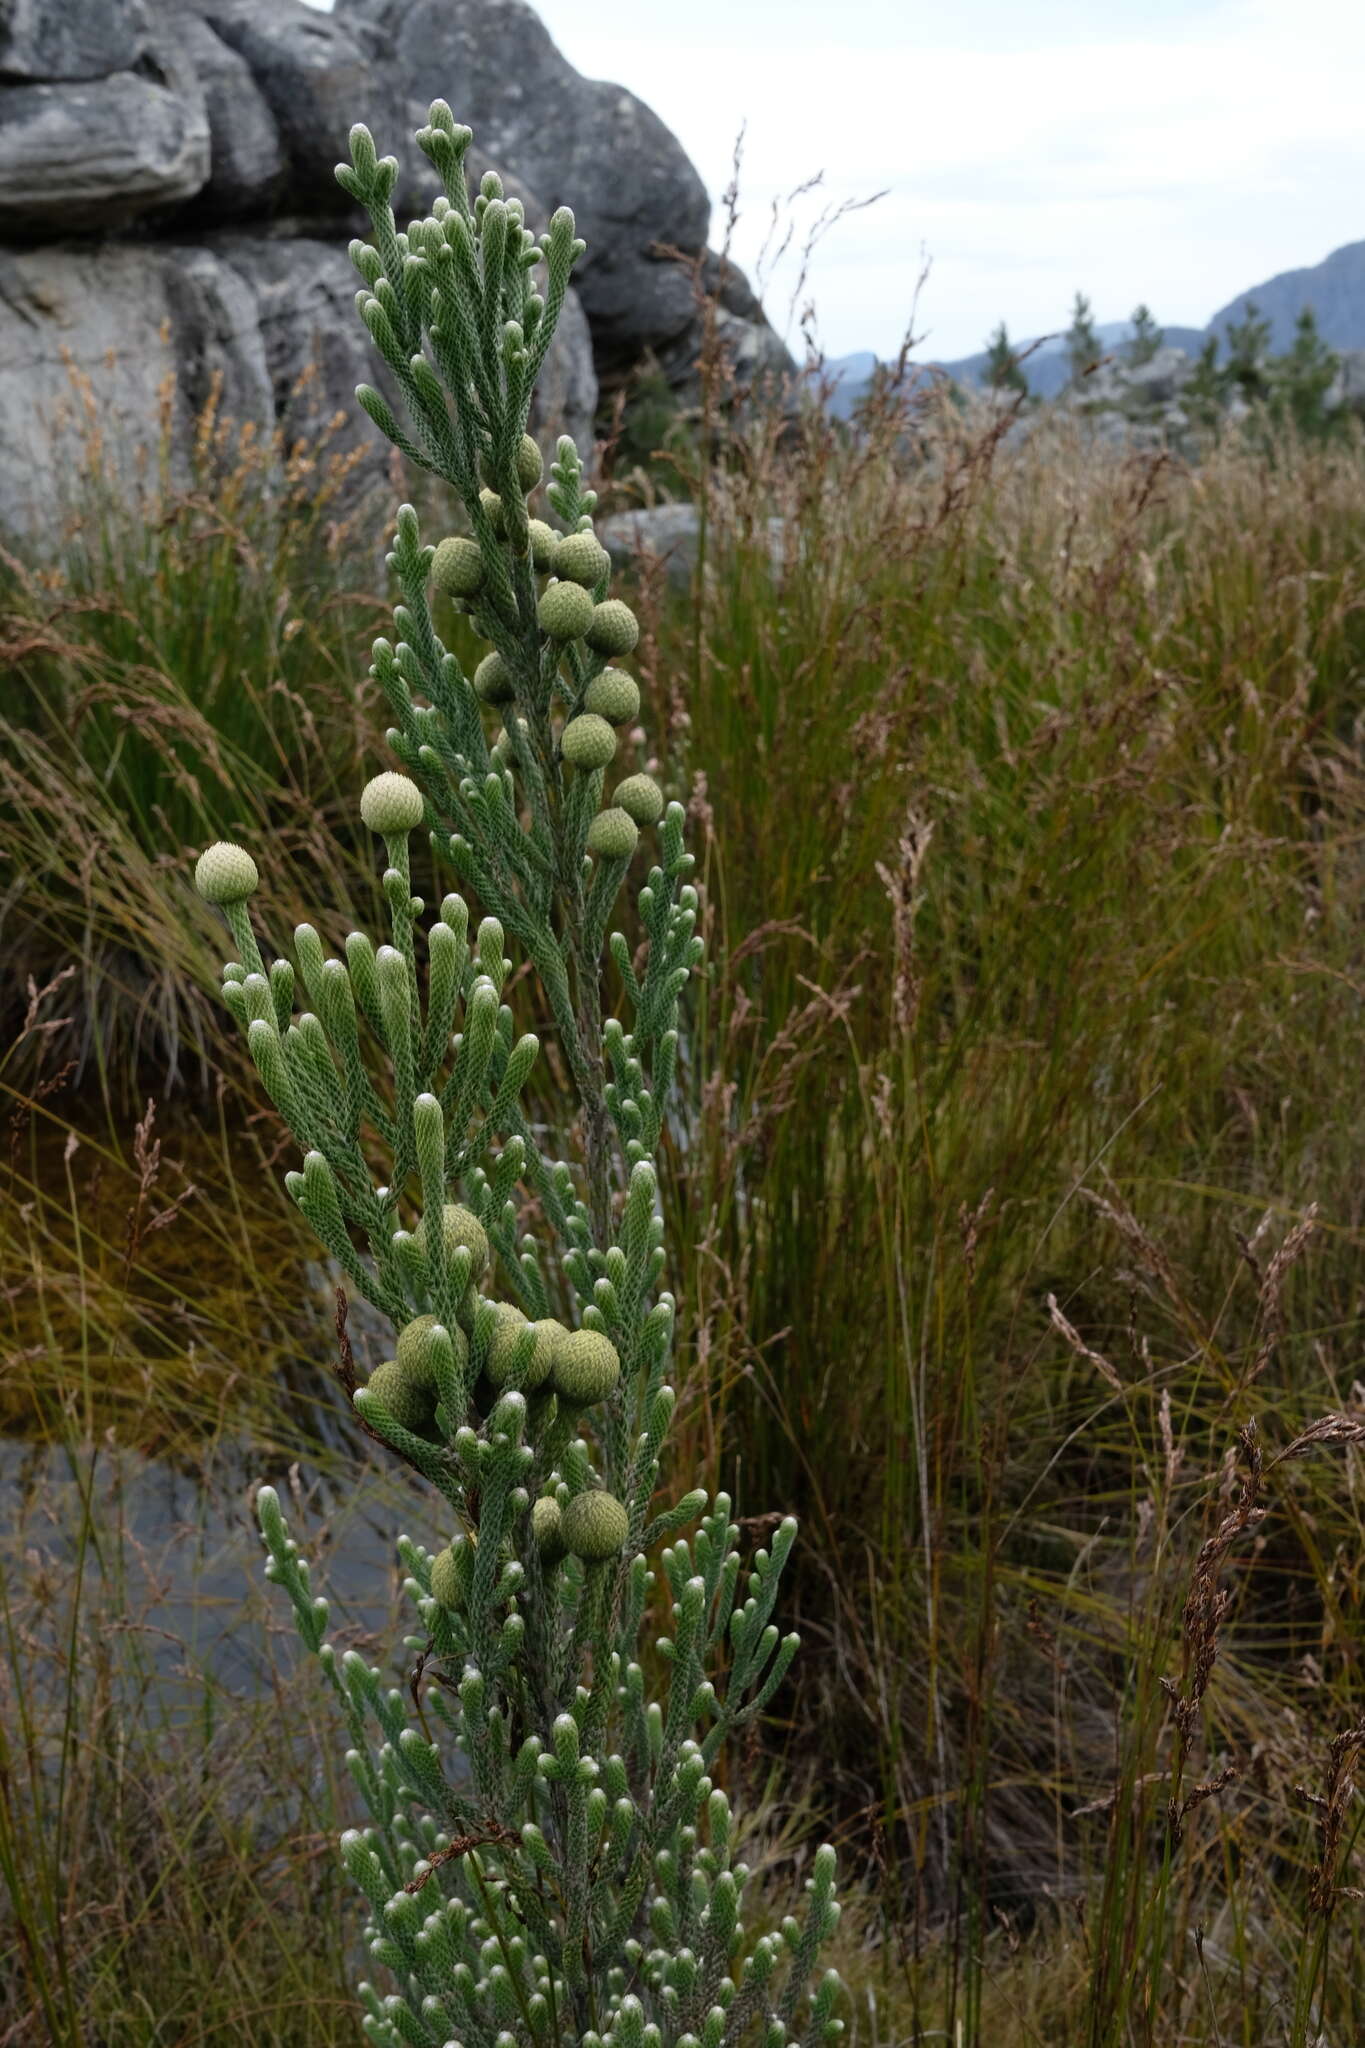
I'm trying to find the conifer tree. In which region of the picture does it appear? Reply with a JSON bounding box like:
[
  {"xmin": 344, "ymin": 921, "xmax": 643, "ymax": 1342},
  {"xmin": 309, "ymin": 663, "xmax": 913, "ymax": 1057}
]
[
  {"xmin": 1222, "ymin": 299, "xmax": 1273, "ymax": 405},
  {"xmin": 1184, "ymin": 334, "xmax": 1226, "ymax": 432},
  {"xmin": 984, "ymin": 320, "xmax": 1028, "ymax": 397},
  {"xmin": 1270, "ymin": 306, "xmax": 1339, "ymax": 438},
  {"xmin": 1065, "ymin": 290, "xmax": 1101, "ymax": 384},
  {"xmin": 190, "ymin": 104, "xmax": 844, "ymax": 2048},
  {"xmin": 1125, "ymin": 303, "xmax": 1163, "ymax": 367}
]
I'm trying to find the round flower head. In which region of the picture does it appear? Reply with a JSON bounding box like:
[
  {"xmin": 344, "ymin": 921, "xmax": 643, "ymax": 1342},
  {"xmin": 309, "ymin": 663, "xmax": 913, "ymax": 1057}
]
[
  {"xmin": 195, "ymin": 841, "xmax": 258, "ymax": 905},
  {"xmin": 474, "ymin": 651, "xmax": 515, "ymax": 704},
  {"xmin": 486, "ymin": 1313, "xmax": 565, "ymax": 1391},
  {"xmin": 478, "ymin": 487, "xmax": 505, "ymax": 537},
  {"xmin": 552, "ymin": 1327, "xmax": 621, "ymax": 1406},
  {"xmin": 482, "ymin": 434, "xmax": 543, "ymax": 494},
  {"xmin": 360, "ymin": 771, "xmax": 424, "ymax": 835},
  {"xmin": 429, "ymin": 1544, "xmax": 462, "ymax": 1607},
  {"xmin": 561, "ymin": 1489, "xmax": 629, "ymax": 1562},
  {"xmin": 585, "ymin": 598, "xmax": 639, "ymax": 657},
  {"xmin": 553, "ymin": 529, "xmax": 610, "ymax": 588},
  {"xmin": 396, "ymin": 1313, "xmax": 440, "ymax": 1379},
  {"xmin": 538, "ymin": 579, "xmax": 596, "ymax": 641},
  {"xmin": 527, "ymin": 519, "xmax": 557, "ymax": 572},
  {"xmin": 584, "ymin": 667, "xmax": 640, "ymax": 725},
  {"xmin": 613, "ymin": 773, "xmax": 665, "ymax": 826},
  {"xmin": 415, "ymin": 1201, "xmax": 490, "ymax": 1278},
  {"xmin": 365, "ymin": 1356, "xmax": 438, "ymax": 1435},
  {"xmin": 432, "ymin": 535, "xmax": 485, "ymax": 598},
  {"xmin": 561, "ymin": 713, "xmax": 617, "ymax": 771},
  {"xmin": 532, "ymin": 1494, "xmax": 565, "ymax": 1563},
  {"xmin": 586, "ymin": 807, "xmax": 639, "ymax": 859}
]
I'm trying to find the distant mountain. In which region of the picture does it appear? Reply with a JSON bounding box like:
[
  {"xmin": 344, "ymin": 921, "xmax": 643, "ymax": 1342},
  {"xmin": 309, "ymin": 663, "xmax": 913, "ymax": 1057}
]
[
  {"xmin": 932, "ymin": 321, "xmax": 1206, "ymax": 400},
  {"xmin": 819, "ymin": 352, "xmax": 880, "ymax": 419},
  {"xmin": 1205, "ymin": 240, "xmax": 1365, "ymax": 354},
  {"xmin": 823, "ymin": 235, "xmax": 1365, "ymax": 412}
]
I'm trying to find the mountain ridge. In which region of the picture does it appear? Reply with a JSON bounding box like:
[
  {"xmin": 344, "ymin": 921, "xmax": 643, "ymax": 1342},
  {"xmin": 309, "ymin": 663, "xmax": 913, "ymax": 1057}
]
[{"xmin": 825, "ymin": 237, "xmax": 1365, "ymax": 406}]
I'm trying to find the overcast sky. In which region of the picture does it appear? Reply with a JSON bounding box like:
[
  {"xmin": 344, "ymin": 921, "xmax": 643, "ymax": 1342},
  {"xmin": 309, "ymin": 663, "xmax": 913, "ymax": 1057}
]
[{"xmin": 304, "ymin": 0, "xmax": 1365, "ymax": 363}]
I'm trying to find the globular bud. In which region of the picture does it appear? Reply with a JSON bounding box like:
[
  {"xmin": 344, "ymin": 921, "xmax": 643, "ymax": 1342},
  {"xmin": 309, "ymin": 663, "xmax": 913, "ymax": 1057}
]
[
  {"xmin": 478, "ymin": 487, "xmax": 505, "ymax": 538},
  {"xmin": 537, "ymin": 579, "xmax": 595, "ymax": 641},
  {"xmin": 396, "ymin": 1313, "xmax": 467, "ymax": 1379},
  {"xmin": 586, "ymin": 807, "xmax": 639, "ymax": 859},
  {"xmin": 561, "ymin": 713, "xmax": 617, "ymax": 770},
  {"xmin": 552, "ymin": 1328, "xmax": 621, "ymax": 1406},
  {"xmin": 585, "ymin": 599, "xmax": 639, "ymax": 656},
  {"xmin": 429, "ymin": 1543, "xmax": 463, "ymax": 1609},
  {"xmin": 415, "ymin": 1202, "xmax": 490, "ymax": 1277},
  {"xmin": 360, "ymin": 771, "xmax": 424, "ymax": 835},
  {"xmin": 484, "ymin": 434, "xmax": 543, "ymax": 493},
  {"xmin": 553, "ymin": 529, "xmax": 610, "ymax": 588},
  {"xmin": 584, "ymin": 667, "xmax": 640, "ymax": 725},
  {"xmin": 195, "ymin": 841, "xmax": 258, "ymax": 904},
  {"xmin": 561, "ymin": 1489, "xmax": 630, "ymax": 1562},
  {"xmin": 527, "ymin": 519, "xmax": 557, "ymax": 572},
  {"xmin": 531, "ymin": 1495, "xmax": 565, "ymax": 1564},
  {"xmin": 432, "ymin": 535, "xmax": 485, "ymax": 598},
  {"xmin": 365, "ymin": 1354, "xmax": 438, "ymax": 1434},
  {"xmin": 473, "ymin": 651, "xmax": 515, "ymax": 704},
  {"xmin": 486, "ymin": 1312, "xmax": 565, "ymax": 1392},
  {"xmin": 614, "ymin": 774, "xmax": 665, "ymax": 826}
]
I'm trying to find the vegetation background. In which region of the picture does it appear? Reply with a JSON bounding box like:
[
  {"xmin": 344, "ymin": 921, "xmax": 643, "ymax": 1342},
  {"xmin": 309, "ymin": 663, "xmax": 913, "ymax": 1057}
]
[{"xmin": 3, "ymin": 333, "xmax": 1365, "ymax": 2048}]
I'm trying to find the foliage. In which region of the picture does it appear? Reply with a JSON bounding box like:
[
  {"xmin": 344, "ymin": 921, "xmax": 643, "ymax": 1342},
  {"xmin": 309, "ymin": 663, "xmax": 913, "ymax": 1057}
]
[
  {"xmin": 1125, "ymin": 302, "xmax": 1163, "ymax": 365},
  {"xmin": 190, "ymin": 105, "xmax": 843, "ymax": 2048},
  {"xmin": 983, "ymin": 321, "xmax": 1028, "ymax": 397},
  {"xmin": 1222, "ymin": 297, "xmax": 1274, "ymax": 404},
  {"xmin": 6, "ymin": 233, "xmax": 1365, "ymax": 2048},
  {"xmin": 1270, "ymin": 306, "xmax": 1340, "ymax": 437},
  {"xmin": 1064, "ymin": 290, "xmax": 1101, "ymax": 384}
]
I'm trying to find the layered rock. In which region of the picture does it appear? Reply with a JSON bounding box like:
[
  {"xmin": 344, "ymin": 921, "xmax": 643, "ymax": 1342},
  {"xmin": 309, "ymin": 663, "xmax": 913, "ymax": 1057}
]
[
  {"xmin": 0, "ymin": 231, "xmax": 595, "ymax": 539},
  {"xmin": 0, "ymin": 0, "xmax": 795, "ymax": 545},
  {"xmin": 336, "ymin": 0, "xmax": 791, "ymax": 399}
]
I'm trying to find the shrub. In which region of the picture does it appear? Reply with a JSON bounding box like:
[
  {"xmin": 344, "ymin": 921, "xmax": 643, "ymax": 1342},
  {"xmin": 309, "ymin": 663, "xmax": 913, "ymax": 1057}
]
[{"xmin": 191, "ymin": 104, "xmax": 844, "ymax": 2048}]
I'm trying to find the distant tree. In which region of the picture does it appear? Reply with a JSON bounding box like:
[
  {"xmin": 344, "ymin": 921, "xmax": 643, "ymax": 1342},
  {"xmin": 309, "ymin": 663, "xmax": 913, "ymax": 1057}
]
[
  {"xmin": 1184, "ymin": 335, "xmax": 1226, "ymax": 432},
  {"xmin": 1126, "ymin": 303, "xmax": 1163, "ymax": 366},
  {"xmin": 1223, "ymin": 299, "xmax": 1273, "ymax": 404},
  {"xmin": 984, "ymin": 320, "xmax": 1028, "ymax": 396},
  {"xmin": 1065, "ymin": 291, "xmax": 1101, "ymax": 384},
  {"xmin": 1270, "ymin": 306, "xmax": 1339, "ymax": 437}
]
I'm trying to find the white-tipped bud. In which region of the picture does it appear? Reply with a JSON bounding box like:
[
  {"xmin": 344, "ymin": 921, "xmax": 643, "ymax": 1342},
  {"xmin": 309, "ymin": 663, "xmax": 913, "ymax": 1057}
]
[
  {"xmin": 360, "ymin": 772, "xmax": 424, "ymax": 835},
  {"xmin": 194, "ymin": 842, "xmax": 258, "ymax": 904}
]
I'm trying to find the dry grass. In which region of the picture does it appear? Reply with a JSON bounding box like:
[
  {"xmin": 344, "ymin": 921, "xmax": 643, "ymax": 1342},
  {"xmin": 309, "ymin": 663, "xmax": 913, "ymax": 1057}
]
[{"xmin": 4, "ymin": 371, "xmax": 1365, "ymax": 2041}]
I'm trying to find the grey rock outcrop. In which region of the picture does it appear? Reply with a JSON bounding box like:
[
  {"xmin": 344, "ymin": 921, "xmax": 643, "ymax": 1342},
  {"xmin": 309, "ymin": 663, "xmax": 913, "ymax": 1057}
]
[
  {"xmin": 0, "ymin": 230, "xmax": 595, "ymax": 540},
  {"xmin": 0, "ymin": 0, "xmax": 791, "ymax": 546},
  {"xmin": 0, "ymin": 241, "xmax": 269, "ymax": 538},
  {"xmin": 168, "ymin": 8, "xmax": 286, "ymax": 221},
  {"xmin": 0, "ymin": 35, "xmax": 210, "ymax": 232},
  {"xmin": 337, "ymin": 0, "xmax": 792, "ymax": 399},
  {"xmin": 181, "ymin": 0, "xmax": 405, "ymax": 219},
  {"xmin": 1, "ymin": 0, "xmax": 157, "ymax": 79},
  {"xmin": 599, "ymin": 503, "xmax": 788, "ymax": 591}
]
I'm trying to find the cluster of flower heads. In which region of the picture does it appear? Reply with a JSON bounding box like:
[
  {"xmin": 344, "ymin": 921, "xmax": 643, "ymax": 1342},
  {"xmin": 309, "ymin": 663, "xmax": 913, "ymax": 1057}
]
[
  {"xmin": 195, "ymin": 764, "xmax": 637, "ymax": 1572},
  {"xmin": 429, "ymin": 430, "xmax": 664, "ymax": 866}
]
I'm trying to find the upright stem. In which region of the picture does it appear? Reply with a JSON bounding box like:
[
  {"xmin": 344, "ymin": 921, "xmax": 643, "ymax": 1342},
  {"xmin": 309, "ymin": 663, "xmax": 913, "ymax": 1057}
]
[{"xmin": 568, "ymin": 881, "xmax": 613, "ymax": 1245}]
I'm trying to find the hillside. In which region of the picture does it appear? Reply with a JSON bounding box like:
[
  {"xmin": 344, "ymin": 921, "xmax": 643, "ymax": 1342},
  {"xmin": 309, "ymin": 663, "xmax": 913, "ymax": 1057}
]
[
  {"xmin": 1205, "ymin": 238, "xmax": 1365, "ymax": 353},
  {"xmin": 830, "ymin": 236, "xmax": 1365, "ymax": 405}
]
